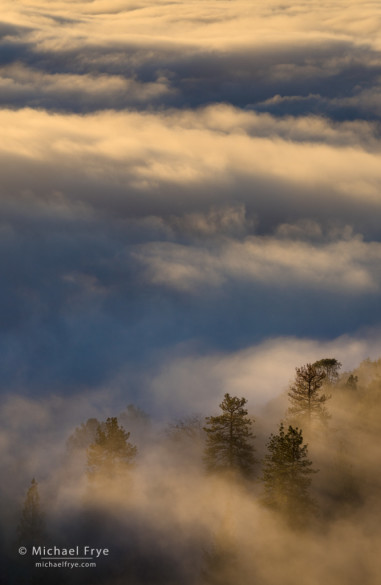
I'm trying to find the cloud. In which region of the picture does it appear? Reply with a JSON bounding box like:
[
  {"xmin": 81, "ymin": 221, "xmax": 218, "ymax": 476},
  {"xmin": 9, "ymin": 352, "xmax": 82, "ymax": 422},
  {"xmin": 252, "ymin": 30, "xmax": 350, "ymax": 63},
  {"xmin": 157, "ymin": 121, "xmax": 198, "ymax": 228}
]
[
  {"xmin": 0, "ymin": 328, "xmax": 379, "ymax": 484},
  {"xmin": 147, "ymin": 331, "xmax": 381, "ymax": 416},
  {"xmin": 0, "ymin": 388, "xmax": 121, "ymax": 509},
  {"xmin": 0, "ymin": 64, "xmax": 172, "ymax": 111},
  {"xmin": 0, "ymin": 106, "xmax": 381, "ymax": 231},
  {"xmin": 0, "ymin": 103, "xmax": 380, "ymax": 393},
  {"xmin": 134, "ymin": 234, "xmax": 381, "ymax": 295},
  {"xmin": 1, "ymin": 5, "xmax": 381, "ymax": 584},
  {"xmin": 0, "ymin": 1, "xmax": 380, "ymax": 403},
  {"xmin": 1, "ymin": 1, "xmax": 381, "ymax": 117}
]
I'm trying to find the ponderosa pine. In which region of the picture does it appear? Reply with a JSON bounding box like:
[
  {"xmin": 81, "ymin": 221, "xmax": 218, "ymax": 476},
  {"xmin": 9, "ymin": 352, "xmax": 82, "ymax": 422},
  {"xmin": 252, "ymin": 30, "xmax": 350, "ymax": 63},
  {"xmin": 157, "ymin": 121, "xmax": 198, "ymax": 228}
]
[{"xmin": 203, "ymin": 394, "xmax": 255, "ymax": 476}]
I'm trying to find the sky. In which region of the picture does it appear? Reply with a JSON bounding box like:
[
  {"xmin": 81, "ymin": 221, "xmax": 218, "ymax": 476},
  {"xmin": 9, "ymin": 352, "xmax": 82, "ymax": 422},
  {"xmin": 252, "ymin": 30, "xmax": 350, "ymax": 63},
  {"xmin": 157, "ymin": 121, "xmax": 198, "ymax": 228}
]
[{"xmin": 1, "ymin": 0, "xmax": 381, "ymax": 419}]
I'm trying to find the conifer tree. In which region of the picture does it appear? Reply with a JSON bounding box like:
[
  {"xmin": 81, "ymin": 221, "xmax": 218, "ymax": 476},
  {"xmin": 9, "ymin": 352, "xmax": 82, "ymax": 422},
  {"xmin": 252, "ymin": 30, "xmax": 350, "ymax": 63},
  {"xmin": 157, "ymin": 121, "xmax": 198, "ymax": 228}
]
[
  {"xmin": 66, "ymin": 417, "xmax": 100, "ymax": 452},
  {"xmin": 345, "ymin": 374, "xmax": 358, "ymax": 391},
  {"xmin": 17, "ymin": 478, "xmax": 45, "ymax": 545},
  {"xmin": 288, "ymin": 363, "xmax": 330, "ymax": 426},
  {"xmin": 203, "ymin": 394, "xmax": 255, "ymax": 476},
  {"xmin": 313, "ymin": 358, "xmax": 342, "ymax": 385},
  {"xmin": 87, "ymin": 417, "xmax": 137, "ymax": 480},
  {"xmin": 262, "ymin": 423, "xmax": 317, "ymax": 526},
  {"xmin": 119, "ymin": 404, "xmax": 152, "ymax": 446},
  {"xmin": 166, "ymin": 414, "xmax": 204, "ymax": 443}
]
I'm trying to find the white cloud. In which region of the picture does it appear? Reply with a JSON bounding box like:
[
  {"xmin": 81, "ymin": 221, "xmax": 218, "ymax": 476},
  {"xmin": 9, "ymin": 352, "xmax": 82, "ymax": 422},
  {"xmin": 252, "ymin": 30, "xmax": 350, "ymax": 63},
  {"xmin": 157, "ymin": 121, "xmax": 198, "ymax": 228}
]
[
  {"xmin": 0, "ymin": 64, "xmax": 172, "ymax": 107},
  {"xmin": 0, "ymin": 106, "xmax": 380, "ymax": 218},
  {"xmin": 4, "ymin": 0, "xmax": 381, "ymax": 50},
  {"xmin": 135, "ymin": 234, "xmax": 381, "ymax": 294},
  {"xmin": 149, "ymin": 331, "xmax": 381, "ymax": 416}
]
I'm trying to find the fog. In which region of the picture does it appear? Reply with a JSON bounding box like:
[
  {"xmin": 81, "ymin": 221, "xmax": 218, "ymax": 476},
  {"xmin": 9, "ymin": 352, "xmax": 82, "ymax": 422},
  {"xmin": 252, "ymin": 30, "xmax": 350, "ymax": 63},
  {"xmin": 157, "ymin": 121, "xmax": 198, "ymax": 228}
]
[
  {"xmin": 1, "ymin": 0, "xmax": 381, "ymax": 582},
  {"xmin": 2, "ymin": 356, "xmax": 381, "ymax": 584}
]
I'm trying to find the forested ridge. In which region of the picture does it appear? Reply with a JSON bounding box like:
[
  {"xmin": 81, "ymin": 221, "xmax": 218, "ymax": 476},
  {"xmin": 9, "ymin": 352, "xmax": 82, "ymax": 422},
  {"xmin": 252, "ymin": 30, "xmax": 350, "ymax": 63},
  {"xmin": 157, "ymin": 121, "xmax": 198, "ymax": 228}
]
[{"xmin": 2, "ymin": 356, "xmax": 381, "ymax": 585}]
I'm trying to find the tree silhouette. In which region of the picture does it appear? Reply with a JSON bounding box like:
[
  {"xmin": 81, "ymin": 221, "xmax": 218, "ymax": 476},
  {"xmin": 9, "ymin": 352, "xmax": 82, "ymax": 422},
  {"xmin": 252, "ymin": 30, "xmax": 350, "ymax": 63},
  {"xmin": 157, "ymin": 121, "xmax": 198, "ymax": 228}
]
[
  {"xmin": 87, "ymin": 417, "xmax": 137, "ymax": 480},
  {"xmin": 66, "ymin": 417, "xmax": 100, "ymax": 452},
  {"xmin": 288, "ymin": 363, "xmax": 330, "ymax": 426},
  {"xmin": 345, "ymin": 374, "xmax": 358, "ymax": 391},
  {"xmin": 262, "ymin": 423, "xmax": 317, "ymax": 526},
  {"xmin": 166, "ymin": 414, "xmax": 204, "ymax": 443},
  {"xmin": 17, "ymin": 478, "xmax": 45, "ymax": 546},
  {"xmin": 118, "ymin": 404, "xmax": 152, "ymax": 447},
  {"xmin": 313, "ymin": 358, "xmax": 342, "ymax": 385},
  {"xmin": 204, "ymin": 394, "xmax": 255, "ymax": 476}
]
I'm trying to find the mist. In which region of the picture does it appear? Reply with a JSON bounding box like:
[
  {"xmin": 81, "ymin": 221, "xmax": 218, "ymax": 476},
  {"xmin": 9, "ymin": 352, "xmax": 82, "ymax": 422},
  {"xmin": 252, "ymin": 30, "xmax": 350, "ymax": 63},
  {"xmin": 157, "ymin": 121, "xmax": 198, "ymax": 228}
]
[
  {"xmin": 1, "ymin": 0, "xmax": 381, "ymax": 582},
  {"xmin": 1, "ymin": 355, "xmax": 381, "ymax": 584}
]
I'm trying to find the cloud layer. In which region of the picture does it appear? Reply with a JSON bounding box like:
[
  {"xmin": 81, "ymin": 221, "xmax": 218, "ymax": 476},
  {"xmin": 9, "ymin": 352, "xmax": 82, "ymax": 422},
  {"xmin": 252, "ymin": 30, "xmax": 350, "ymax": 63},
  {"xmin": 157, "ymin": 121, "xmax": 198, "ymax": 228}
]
[
  {"xmin": 0, "ymin": 0, "xmax": 380, "ymax": 410},
  {"xmin": 1, "ymin": 0, "xmax": 381, "ymax": 116}
]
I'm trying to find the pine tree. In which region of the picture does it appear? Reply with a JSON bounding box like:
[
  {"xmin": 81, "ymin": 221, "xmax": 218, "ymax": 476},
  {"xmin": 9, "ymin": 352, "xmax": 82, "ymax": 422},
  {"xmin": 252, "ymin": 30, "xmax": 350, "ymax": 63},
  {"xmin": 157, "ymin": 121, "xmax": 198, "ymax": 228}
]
[
  {"xmin": 288, "ymin": 363, "xmax": 330, "ymax": 426},
  {"xmin": 166, "ymin": 414, "xmax": 204, "ymax": 443},
  {"xmin": 345, "ymin": 374, "xmax": 358, "ymax": 391},
  {"xmin": 203, "ymin": 394, "xmax": 255, "ymax": 476},
  {"xmin": 17, "ymin": 478, "xmax": 45, "ymax": 546},
  {"xmin": 313, "ymin": 358, "xmax": 342, "ymax": 385},
  {"xmin": 87, "ymin": 417, "xmax": 137, "ymax": 480},
  {"xmin": 119, "ymin": 404, "xmax": 152, "ymax": 446},
  {"xmin": 66, "ymin": 418, "xmax": 100, "ymax": 452},
  {"xmin": 262, "ymin": 423, "xmax": 317, "ymax": 526}
]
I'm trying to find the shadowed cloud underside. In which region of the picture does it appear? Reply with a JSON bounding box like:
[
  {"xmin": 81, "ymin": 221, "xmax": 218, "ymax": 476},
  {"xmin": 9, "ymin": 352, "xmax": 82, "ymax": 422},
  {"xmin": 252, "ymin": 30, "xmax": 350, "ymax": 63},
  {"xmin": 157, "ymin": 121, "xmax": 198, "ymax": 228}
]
[{"xmin": 0, "ymin": 0, "xmax": 380, "ymax": 411}]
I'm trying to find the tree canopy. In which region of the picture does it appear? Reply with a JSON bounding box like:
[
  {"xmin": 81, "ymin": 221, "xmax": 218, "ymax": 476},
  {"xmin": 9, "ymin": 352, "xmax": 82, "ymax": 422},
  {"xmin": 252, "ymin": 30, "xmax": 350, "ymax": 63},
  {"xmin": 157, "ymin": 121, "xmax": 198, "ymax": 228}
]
[
  {"xmin": 17, "ymin": 478, "xmax": 45, "ymax": 546},
  {"xmin": 66, "ymin": 418, "xmax": 100, "ymax": 452},
  {"xmin": 288, "ymin": 363, "xmax": 331, "ymax": 426},
  {"xmin": 313, "ymin": 358, "xmax": 342, "ymax": 385},
  {"xmin": 203, "ymin": 393, "xmax": 255, "ymax": 476},
  {"xmin": 87, "ymin": 417, "xmax": 137, "ymax": 480},
  {"xmin": 262, "ymin": 423, "xmax": 317, "ymax": 526}
]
